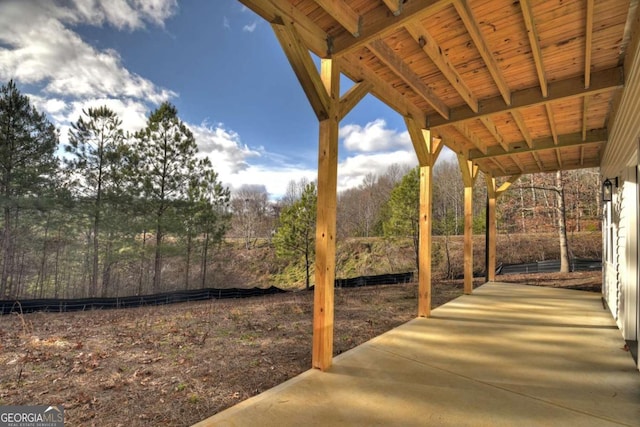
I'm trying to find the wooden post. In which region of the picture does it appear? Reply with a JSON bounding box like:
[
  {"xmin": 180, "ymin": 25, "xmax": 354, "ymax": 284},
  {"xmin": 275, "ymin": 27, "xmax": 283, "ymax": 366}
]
[
  {"xmin": 406, "ymin": 118, "xmax": 442, "ymax": 317},
  {"xmin": 486, "ymin": 176, "xmax": 497, "ymax": 282},
  {"xmin": 485, "ymin": 174, "xmax": 520, "ymax": 283},
  {"xmin": 419, "ymin": 164, "xmax": 434, "ymax": 316},
  {"xmin": 458, "ymin": 155, "xmax": 478, "ymax": 295},
  {"xmin": 313, "ymin": 59, "xmax": 339, "ymax": 371}
]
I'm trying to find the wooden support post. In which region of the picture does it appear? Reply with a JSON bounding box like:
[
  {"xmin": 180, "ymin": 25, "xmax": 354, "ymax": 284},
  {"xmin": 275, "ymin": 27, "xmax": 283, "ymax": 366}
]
[
  {"xmin": 406, "ymin": 118, "xmax": 442, "ymax": 317},
  {"xmin": 485, "ymin": 174, "xmax": 520, "ymax": 283},
  {"xmin": 458, "ymin": 155, "xmax": 478, "ymax": 295},
  {"xmin": 486, "ymin": 176, "xmax": 497, "ymax": 282},
  {"xmin": 313, "ymin": 59, "xmax": 340, "ymax": 371},
  {"xmin": 419, "ymin": 163, "xmax": 434, "ymax": 316}
]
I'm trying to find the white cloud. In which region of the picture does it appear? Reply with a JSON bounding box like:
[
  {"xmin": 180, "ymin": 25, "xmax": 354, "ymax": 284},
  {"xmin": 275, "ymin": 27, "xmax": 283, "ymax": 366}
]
[
  {"xmin": 190, "ymin": 122, "xmax": 262, "ymax": 175},
  {"xmin": 223, "ymin": 16, "xmax": 231, "ymax": 30},
  {"xmin": 338, "ymin": 151, "xmax": 418, "ymax": 191},
  {"xmin": 339, "ymin": 118, "xmax": 410, "ymax": 152},
  {"xmin": 242, "ymin": 21, "xmax": 258, "ymax": 33}
]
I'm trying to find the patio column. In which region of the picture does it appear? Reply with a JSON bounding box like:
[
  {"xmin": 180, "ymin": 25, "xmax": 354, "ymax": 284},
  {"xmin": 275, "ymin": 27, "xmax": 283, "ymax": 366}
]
[
  {"xmin": 405, "ymin": 118, "xmax": 442, "ymax": 317},
  {"xmin": 271, "ymin": 18, "xmax": 371, "ymax": 371},
  {"xmin": 458, "ymin": 155, "xmax": 478, "ymax": 294},
  {"xmin": 485, "ymin": 174, "xmax": 520, "ymax": 282}
]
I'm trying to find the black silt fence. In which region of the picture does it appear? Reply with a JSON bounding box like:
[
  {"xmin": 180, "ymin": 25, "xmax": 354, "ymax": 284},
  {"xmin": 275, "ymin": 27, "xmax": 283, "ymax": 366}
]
[{"xmin": 497, "ymin": 258, "xmax": 601, "ymax": 275}]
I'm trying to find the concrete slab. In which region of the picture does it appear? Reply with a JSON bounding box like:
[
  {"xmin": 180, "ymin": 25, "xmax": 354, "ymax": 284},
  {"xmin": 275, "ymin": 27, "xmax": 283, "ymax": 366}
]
[{"xmin": 194, "ymin": 282, "xmax": 640, "ymax": 426}]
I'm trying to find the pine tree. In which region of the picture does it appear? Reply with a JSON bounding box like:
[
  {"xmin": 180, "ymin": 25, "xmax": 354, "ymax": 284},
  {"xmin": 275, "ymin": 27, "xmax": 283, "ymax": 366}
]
[
  {"xmin": 273, "ymin": 181, "xmax": 317, "ymax": 289},
  {"xmin": 66, "ymin": 106, "xmax": 125, "ymax": 297},
  {"xmin": 133, "ymin": 102, "xmax": 198, "ymax": 292},
  {"xmin": 0, "ymin": 81, "xmax": 58, "ymax": 297}
]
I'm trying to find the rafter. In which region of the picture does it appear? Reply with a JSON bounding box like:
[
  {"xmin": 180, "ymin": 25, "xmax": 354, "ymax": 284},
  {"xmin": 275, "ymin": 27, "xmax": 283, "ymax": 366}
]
[
  {"xmin": 382, "ymin": 0, "xmax": 403, "ymax": 16},
  {"xmin": 520, "ymin": 0, "xmax": 548, "ymax": 97},
  {"xmin": 454, "ymin": 123, "xmax": 487, "ymax": 154},
  {"xmin": 479, "ymin": 116, "xmax": 509, "ymax": 151},
  {"xmin": 314, "ymin": 0, "xmax": 361, "ymax": 37},
  {"xmin": 453, "ymin": 0, "xmax": 511, "ymax": 105},
  {"xmin": 545, "ymin": 104, "xmax": 558, "ymax": 144},
  {"xmin": 331, "ymin": 0, "xmax": 452, "ymax": 56},
  {"xmin": 585, "ymin": 0, "xmax": 594, "ymax": 88},
  {"xmin": 339, "ymin": 53, "xmax": 427, "ymax": 127},
  {"xmin": 582, "ymin": 95, "xmax": 590, "ymax": 141},
  {"xmin": 405, "ymin": 22, "xmax": 478, "ymax": 112},
  {"xmin": 368, "ymin": 39, "xmax": 450, "ymax": 119},
  {"xmin": 272, "ymin": 17, "xmax": 330, "ymax": 120},
  {"xmin": 240, "ymin": 0, "xmax": 329, "ymax": 56},
  {"xmin": 468, "ymin": 129, "xmax": 607, "ymax": 160},
  {"xmin": 428, "ymin": 67, "xmax": 624, "ymax": 128},
  {"xmin": 511, "ymin": 110, "xmax": 532, "ymax": 148}
]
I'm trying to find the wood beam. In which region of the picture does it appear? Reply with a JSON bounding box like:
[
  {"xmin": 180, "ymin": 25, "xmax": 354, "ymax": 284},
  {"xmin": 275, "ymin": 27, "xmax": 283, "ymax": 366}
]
[
  {"xmin": 511, "ymin": 110, "xmax": 532, "ymax": 148},
  {"xmin": 545, "ymin": 104, "xmax": 558, "ymax": 144},
  {"xmin": 480, "ymin": 116, "xmax": 509, "ymax": 151},
  {"xmin": 314, "ymin": 0, "xmax": 361, "ymax": 37},
  {"xmin": 313, "ymin": 59, "xmax": 340, "ymax": 371},
  {"xmin": 454, "ymin": 122, "xmax": 487, "ymax": 154},
  {"xmin": 453, "ymin": 0, "xmax": 511, "ymax": 105},
  {"xmin": 405, "ymin": 116, "xmax": 432, "ymax": 166},
  {"xmin": 428, "ymin": 67, "xmax": 623, "ymax": 128},
  {"xmin": 331, "ymin": 0, "xmax": 452, "ymax": 56},
  {"xmin": 382, "ymin": 0, "xmax": 403, "ymax": 16},
  {"xmin": 468, "ymin": 129, "xmax": 607, "ymax": 160},
  {"xmin": 240, "ymin": 0, "xmax": 329, "ymax": 56},
  {"xmin": 338, "ymin": 80, "xmax": 372, "ymax": 120},
  {"xmin": 520, "ymin": 0, "xmax": 548, "ymax": 97},
  {"xmin": 272, "ymin": 18, "xmax": 330, "ymax": 120},
  {"xmin": 582, "ymin": 95, "xmax": 590, "ymax": 141},
  {"xmin": 405, "ymin": 22, "xmax": 478, "ymax": 112},
  {"xmin": 339, "ymin": 54, "xmax": 427, "ymax": 127},
  {"xmin": 368, "ymin": 39, "xmax": 450, "ymax": 119},
  {"xmin": 585, "ymin": 0, "xmax": 594, "ymax": 88}
]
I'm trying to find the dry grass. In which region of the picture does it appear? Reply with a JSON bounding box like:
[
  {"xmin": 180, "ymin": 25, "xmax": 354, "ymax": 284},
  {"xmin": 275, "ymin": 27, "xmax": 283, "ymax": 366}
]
[{"xmin": 0, "ymin": 272, "xmax": 600, "ymax": 426}]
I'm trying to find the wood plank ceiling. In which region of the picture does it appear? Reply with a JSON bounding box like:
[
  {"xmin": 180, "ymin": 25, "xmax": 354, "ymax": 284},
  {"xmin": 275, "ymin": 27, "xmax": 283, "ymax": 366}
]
[{"xmin": 239, "ymin": 0, "xmax": 636, "ymax": 177}]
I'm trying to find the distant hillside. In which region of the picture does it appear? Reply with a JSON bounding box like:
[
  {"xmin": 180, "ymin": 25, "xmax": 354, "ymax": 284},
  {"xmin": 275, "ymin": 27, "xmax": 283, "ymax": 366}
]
[{"xmin": 207, "ymin": 232, "xmax": 602, "ymax": 290}]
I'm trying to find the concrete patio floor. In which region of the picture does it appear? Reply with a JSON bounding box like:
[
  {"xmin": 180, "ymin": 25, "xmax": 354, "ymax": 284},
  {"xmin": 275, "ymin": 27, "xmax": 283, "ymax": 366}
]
[{"xmin": 194, "ymin": 282, "xmax": 640, "ymax": 426}]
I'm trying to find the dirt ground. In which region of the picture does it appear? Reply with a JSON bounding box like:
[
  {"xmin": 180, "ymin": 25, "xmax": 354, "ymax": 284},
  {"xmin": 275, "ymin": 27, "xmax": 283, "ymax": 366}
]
[{"xmin": 0, "ymin": 272, "xmax": 601, "ymax": 426}]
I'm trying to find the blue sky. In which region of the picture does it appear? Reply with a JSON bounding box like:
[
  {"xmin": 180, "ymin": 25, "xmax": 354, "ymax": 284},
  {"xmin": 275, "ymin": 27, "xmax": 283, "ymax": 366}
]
[{"xmin": 0, "ymin": 0, "xmax": 422, "ymax": 199}]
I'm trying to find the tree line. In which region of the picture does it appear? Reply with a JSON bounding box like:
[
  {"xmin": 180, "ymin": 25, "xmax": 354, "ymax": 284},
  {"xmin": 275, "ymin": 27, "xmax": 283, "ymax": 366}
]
[
  {"xmin": 0, "ymin": 80, "xmax": 602, "ymax": 298},
  {"xmin": 0, "ymin": 81, "xmax": 230, "ymax": 299}
]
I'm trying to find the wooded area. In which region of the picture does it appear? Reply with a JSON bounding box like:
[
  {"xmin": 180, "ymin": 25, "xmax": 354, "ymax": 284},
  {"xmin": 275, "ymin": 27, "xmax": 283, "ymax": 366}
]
[{"xmin": 0, "ymin": 80, "xmax": 602, "ymax": 300}]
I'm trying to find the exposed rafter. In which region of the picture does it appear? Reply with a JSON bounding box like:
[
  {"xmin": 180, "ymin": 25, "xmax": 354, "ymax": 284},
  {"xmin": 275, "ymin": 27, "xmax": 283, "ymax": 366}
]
[
  {"xmin": 585, "ymin": 0, "xmax": 594, "ymax": 88},
  {"xmin": 314, "ymin": 0, "xmax": 361, "ymax": 37},
  {"xmin": 545, "ymin": 104, "xmax": 558, "ymax": 144},
  {"xmin": 339, "ymin": 53, "xmax": 427, "ymax": 127},
  {"xmin": 520, "ymin": 0, "xmax": 548, "ymax": 97},
  {"xmin": 331, "ymin": 0, "xmax": 452, "ymax": 56},
  {"xmin": 405, "ymin": 22, "xmax": 478, "ymax": 112},
  {"xmin": 479, "ymin": 116, "xmax": 509, "ymax": 151},
  {"xmin": 428, "ymin": 67, "xmax": 624, "ymax": 128},
  {"xmin": 511, "ymin": 110, "xmax": 532, "ymax": 148},
  {"xmin": 382, "ymin": 0, "xmax": 403, "ymax": 16},
  {"xmin": 239, "ymin": 0, "xmax": 329, "ymax": 56},
  {"xmin": 582, "ymin": 95, "xmax": 590, "ymax": 141},
  {"xmin": 368, "ymin": 39, "xmax": 450, "ymax": 118},
  {"xmin": 453, "ymin": 0, "xmax": 511, "ymax": 105},
  {"xmin": 454, "ymin": 123, "xmax": 487, "ymax": 154},
  {"xmin": 468, "ymin": 129, "xmax": 607, "ymax": 160}
]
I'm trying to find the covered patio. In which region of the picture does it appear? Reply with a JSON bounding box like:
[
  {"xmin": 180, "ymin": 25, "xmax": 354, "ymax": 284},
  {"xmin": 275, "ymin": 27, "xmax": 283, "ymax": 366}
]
[
  {"xmin": 196, "ymin": 282, "xmax": 639, "ymax": 426},
  {"xmin": 195, "ymin": 0, "xmax": 640, "ymax": 423}
]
